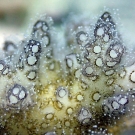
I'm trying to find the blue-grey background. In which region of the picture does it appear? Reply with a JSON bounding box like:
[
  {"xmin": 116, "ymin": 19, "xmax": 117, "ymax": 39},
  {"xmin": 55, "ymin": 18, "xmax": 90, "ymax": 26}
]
[{"xmin": 0, "ymin": 0, "xmax": 135, "ymax": 38}]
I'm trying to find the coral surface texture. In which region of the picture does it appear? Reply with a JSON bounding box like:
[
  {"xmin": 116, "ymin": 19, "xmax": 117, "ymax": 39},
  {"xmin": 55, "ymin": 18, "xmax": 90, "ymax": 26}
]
[{"xmin": 0, "ymin": 11, "xmax": 135, "ymax": 135}]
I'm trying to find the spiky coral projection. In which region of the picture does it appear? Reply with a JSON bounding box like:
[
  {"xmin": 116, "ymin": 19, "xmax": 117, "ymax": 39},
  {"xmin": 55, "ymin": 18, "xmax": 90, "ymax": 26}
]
[{"xmin": 0, "ymin": 11, "xmax": 135, "ymax": 135}]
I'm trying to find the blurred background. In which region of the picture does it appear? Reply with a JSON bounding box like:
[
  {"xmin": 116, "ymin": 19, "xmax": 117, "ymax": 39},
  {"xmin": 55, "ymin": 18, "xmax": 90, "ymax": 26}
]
[
  {"xmin": 0, "ymin": 0, "xmax": 135, "ymax": 134},
  {"xmin": 0, "ymin": 0, "xmax": 135, "ymax": 37}
]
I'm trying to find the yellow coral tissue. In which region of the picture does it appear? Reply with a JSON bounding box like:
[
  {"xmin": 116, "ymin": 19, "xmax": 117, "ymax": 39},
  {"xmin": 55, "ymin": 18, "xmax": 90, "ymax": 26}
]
[{"xmin": 0, "ymin": 10, "xmax": 135, "ymax": 135}]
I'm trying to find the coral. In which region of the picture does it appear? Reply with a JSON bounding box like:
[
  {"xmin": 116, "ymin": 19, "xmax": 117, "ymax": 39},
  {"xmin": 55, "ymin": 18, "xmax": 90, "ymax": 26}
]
[{"xmin": 0, "ymin": 11, "xmax": 135, "ymax": 135}]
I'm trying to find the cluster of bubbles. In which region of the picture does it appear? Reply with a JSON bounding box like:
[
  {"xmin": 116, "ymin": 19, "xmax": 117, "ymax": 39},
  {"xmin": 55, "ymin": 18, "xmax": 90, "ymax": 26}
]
[{"xmin": 0, "ymin": 11, "xmax": 135, "ymax": 135}]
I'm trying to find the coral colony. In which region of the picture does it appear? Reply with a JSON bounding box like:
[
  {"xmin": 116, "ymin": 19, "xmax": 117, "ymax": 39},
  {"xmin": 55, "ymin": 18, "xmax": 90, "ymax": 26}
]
[{"xmin": 0, "ymin": 11, "xmax": 135, "ymax": 135}]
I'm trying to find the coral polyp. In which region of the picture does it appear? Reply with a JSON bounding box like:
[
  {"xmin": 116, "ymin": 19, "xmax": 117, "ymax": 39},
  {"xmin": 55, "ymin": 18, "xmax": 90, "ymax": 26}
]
[{"xmin": 0, "ymin": 11, "xmax": 135, "ymax": 135}]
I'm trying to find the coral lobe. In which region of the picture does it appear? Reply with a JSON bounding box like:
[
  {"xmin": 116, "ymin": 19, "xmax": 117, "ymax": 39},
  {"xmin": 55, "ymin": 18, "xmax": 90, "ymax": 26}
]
[{"xmin": 0, "ymin": 11, "xmax": 135, "ymax": 135}]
